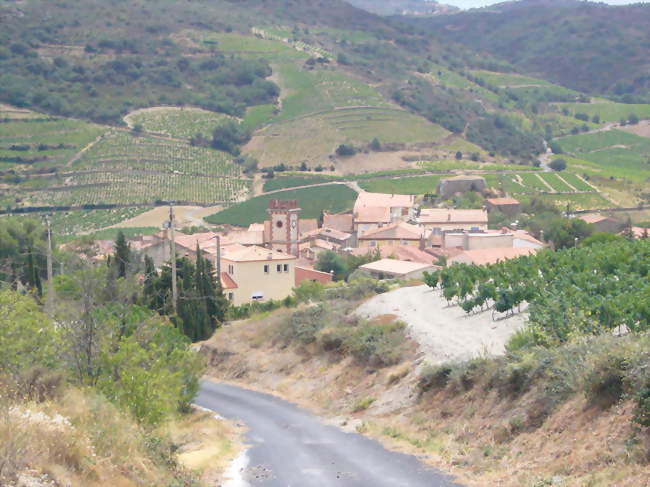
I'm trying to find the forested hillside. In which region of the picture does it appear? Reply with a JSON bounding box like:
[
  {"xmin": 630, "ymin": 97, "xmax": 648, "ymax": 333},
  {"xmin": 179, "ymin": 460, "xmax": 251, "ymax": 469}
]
[{"xmin": 413, "ymin": 0, "xmax": 650, "ymax": 99}]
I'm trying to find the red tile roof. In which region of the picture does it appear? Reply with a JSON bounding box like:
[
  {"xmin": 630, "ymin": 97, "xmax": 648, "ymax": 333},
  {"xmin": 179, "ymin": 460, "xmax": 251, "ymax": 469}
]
[
  {"xmin": 449, "ymin": 247, "xmax": 537, "ymax": 266},
  {"xmin": 323, "ymin": 212, "xmax": 354, "ymax": 233},
  {"xmin": 486, "ymin": 197, "xmax": 520, "ymax": 206},
  {"xmin": 220, "ymin": 272, "xmax": 238, "ymax": 290},
  {"xmin": 358, "ymin": 221, "xmax": 425, "ymax": 240}
]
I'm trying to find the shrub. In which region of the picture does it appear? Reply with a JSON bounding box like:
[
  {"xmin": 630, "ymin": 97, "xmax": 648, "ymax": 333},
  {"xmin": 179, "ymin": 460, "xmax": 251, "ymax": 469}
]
[
  {"xmin": 549, "ymin": 158, "xmax": 567, "ymax": 171},
  {"xmin": 418, "ymin": 364, "xmax": 452, "ymax": 391},
  {"xmin": 336, "ymin": 144, "xmax": 356, "ymax": 156},
  {"xmin": 583, "ymin": 354, "xmax": 628, "ymax": 409},
  {"xmin": 346, "ymin": 320, "xmax": 406, "ymax": 367}
]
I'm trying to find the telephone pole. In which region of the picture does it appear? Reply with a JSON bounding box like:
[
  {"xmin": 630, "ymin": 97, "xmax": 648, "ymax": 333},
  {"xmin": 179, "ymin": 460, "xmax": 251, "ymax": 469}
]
[
  {"xmin": 45, "ymin": 216, "xmax": 54, "ymax": 315},
  {"xmin": 169, "ymin": 205, "xmax": 178, "ymax": 314}
]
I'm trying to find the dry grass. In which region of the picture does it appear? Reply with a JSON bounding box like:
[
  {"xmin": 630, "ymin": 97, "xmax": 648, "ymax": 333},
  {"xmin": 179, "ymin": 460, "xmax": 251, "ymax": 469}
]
[
  {"xmin": 165, "ymin": 408, "xmax": 244, "ymax": 485},
  {"xmin": 201, "ymin": 307, "xmax": 650, "ymax": 487},
  {"xmin": 0, "ymin": 387, "xmax": 209, "ymax": 487}
]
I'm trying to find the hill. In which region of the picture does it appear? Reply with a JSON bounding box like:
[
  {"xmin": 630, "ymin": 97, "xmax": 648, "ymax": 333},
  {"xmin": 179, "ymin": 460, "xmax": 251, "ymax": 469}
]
[
  {"xmin": 347, "ymin": 0, "xmax": 458, "ymax": 16},
  {"xmin": 414, "ymin": 0, "xmax": 650, "ymax": 99}
]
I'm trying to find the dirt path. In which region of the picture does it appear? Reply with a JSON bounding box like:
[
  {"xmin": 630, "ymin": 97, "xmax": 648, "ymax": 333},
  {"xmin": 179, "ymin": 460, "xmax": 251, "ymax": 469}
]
[
  {"xmin": 260, "ymin": 180, "xmax": 362, "ymax": 196},
  {"xmin": 356, "ymin": 285, "xmax": 526, "ymax": 365},
  {"xmin": 65, "ymin": 130, "xmax": 110, "ymax": 167}
]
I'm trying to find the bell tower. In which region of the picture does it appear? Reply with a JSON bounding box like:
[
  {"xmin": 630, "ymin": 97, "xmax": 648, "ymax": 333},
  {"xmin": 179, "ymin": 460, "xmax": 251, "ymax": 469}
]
[{"xmin": 268, "ymin": 200, "xmax": 300, "ymax": 256}]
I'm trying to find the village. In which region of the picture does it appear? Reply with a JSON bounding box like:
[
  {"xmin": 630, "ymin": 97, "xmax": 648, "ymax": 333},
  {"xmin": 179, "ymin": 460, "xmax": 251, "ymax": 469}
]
[{"xmin": 65, "ymin": 174, "xmax": 644, "ymax": 307}]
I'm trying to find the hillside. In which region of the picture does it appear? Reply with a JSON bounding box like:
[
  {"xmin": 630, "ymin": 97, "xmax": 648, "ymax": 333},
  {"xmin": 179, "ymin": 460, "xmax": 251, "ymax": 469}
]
[{"xmin": 413, "ymin": 0, "xmax": 650, "ymax": 98}]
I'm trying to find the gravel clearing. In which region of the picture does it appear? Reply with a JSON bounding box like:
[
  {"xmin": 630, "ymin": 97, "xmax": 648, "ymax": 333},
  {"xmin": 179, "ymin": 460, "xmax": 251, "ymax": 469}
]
[{"xmin": 356, "ymin": 285, "xmax": 527, "ymax": 365}]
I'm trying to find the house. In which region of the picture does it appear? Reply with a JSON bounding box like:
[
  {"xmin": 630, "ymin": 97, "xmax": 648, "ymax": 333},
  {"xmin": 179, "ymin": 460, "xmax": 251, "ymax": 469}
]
[
  {"xmin": 303, "ymin": 226, "xmax": 354, "ymax": 248},
  {"xmin": 418, "ymin": 208, "xmax": 488, "ymax": 233},
  {"xmin": 485, "ymin": 197, "xmax": 521, "ymax": 216},
  {"xmin": 443, "ymin": 232, "xmax": 513, "ymax": 250},
  {"xmin": 349, "ymin": 244, "xmax": 436, "ymax": 265},
  {"xmin": 359, "ymin": 258, "xmax": 438, "ymax": 280},
  {"xmin": 323, "ymin": 211, "xmax": 354, "ymax": 234},
  {"xmin": 295, "ymin": 266, "xmax": 332, "ymax": 286},
  {"xmin": 353, "ymin": 192, "xmax": 416, "ymax": 234},
  {"xmin": 219, "ymin": 244, "xmax": 296, "ymax": 305},
  {"xmin": 628, "ymin": 226, "xmax": 649, "ymax": 239},
  {"xmin": 357, "ymin": 221, "xmax": 428, "ymax": 248},
  {"xmin": 512, "ymin": 230, "xmax": 545, "ymax": 249},
  {"xmin": 448, "ymin": 247, "xmax": 537, "ymax": 266},
  {"xmin": 438, "ymin": 176, "xmax": 486, "ymax": 199},
  {"xmin": 577, "ymin": 213, "xmax": 622, "ymax": 234}
]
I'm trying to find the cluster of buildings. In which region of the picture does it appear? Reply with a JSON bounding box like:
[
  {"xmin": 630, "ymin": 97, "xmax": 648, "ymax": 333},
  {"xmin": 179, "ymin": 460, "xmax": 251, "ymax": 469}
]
[{"xmin": 74, "ymin": 188, "xmax": 549, "ymax": 306}]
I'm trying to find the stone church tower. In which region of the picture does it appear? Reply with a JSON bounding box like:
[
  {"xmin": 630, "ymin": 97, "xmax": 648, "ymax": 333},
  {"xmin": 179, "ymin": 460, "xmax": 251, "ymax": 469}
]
[{"xmin": 267, "ymin": 200, "xmax": 300, "ymax": 256}]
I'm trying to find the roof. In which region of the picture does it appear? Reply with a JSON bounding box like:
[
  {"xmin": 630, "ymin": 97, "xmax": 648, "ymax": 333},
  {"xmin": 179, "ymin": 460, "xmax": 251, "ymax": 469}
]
[
  {"xmin": 304, "ymin": 226, "xmax": 351, "ymax": 241},
  {"xmin": 358, "ymin": 221, "xmax": 425, "ymax": 240},
  {"xmin": 226, "ymin": 229, "xmax": 265, "ymax": 246},
  {"xmin": 295, "ymin": 266, "xmax": 332, "ymax": 286},
  {"xmin": 354, "ymin": 192, "xmax": 415, "ymax": 213},
  {"xmin": 578, "ymin": 213, "xmax": 613, "ymax": 224},
  {"xmin": 354, "ymin": 206, "xmax": 392, "ymax": 224},
  {"xmin": 299, "ymin": 219, "xmax": 319, "ymax": 236},
  {"xmin": 248, "ymin": 223, "xmax": 265, "ymax": 232},
  {"xmin": 418, "ymin": 208, "xmax": 488, "ymax": 225},
  {"xmin": 323, "ymin": 212, "xmax": 354, "ymax": 233},
  {"xmin": 359, "ymin": 258, "xmax": 436, "ymax": 276},
  {"xmin": 350, "ymin": 245, "xmax": 436, "ymax": 265},
  {"xmin": 512, "ymin": 230, "xmax": 545, "ymax": 247},
  {"xmin": 221, "ymin": 244, "xmax": 297, "ymax": 262},
  {"xmin": 173, "ymin": 232, "xmax": 219, "ymax": 252},
  {"xmin": 631, "ymin": 226, "xmax": 648, "ymax": 238},
  {"xmin": 311, "ymin": 239, "xmax": 339, "ymax": 251},
  {"xmin": 486, "ymin": 197, "xmax": 520, "ymax": 206},
  {"xmin": 220, "ymin": 272, "xmax": 238, "ymax": 290},
  {"xmin": 450, "ymin": 247, "xmax": 537, "ymax": 266}
]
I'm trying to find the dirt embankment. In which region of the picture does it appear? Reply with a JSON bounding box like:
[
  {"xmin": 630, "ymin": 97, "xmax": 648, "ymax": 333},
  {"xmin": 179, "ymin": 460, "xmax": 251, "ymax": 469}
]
[{"xmin": 201, "ymin": 309, "xmax": 650, "ymax": 487}]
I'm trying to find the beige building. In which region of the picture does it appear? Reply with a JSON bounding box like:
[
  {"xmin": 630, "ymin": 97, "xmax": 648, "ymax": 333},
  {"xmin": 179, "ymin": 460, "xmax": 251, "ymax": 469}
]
[
  {"xmin": 358, "ymin": 221, "xmax": 428, "ymax": 248},
  {"xmin": 418, "ymin": 208, "xmax": 488, "ymax": 233},
  {"xmin": 220, "ymin": 244, "xmax": 296, "ymax": 305},
  {"xmin": 443, "ymin": 232, "xmax": 514, "ymax": 250},
  {"xmin": 353, "ymin": 192, "xmax": 416, "ymax": 234}
]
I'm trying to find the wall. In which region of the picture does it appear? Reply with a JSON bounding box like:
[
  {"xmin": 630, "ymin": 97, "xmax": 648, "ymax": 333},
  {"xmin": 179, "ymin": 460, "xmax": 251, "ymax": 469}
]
[
  {"xmin": 225, "ymin": 258, "xmax": 295, "ymax": 306},
  {"xmin": 358, "ymin": 238, "xmax": 420, "ymax": 248}
]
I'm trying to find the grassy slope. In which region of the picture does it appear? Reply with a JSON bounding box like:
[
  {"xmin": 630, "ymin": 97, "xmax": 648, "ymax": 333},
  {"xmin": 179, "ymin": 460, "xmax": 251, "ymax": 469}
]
[
  {"xmin": 205, "ymin": 184, "xmax": 357, "ymax": 225},
  {"xmin": 201, "ymin": 305, "xmax": 650, "ymax": 487}
]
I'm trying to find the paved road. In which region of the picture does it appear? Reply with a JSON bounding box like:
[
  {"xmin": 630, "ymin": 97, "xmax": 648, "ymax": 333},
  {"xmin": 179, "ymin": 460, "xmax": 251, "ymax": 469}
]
[{"xmin": 196, "ymin": 381, "xmax": 464, "ymax": 487}]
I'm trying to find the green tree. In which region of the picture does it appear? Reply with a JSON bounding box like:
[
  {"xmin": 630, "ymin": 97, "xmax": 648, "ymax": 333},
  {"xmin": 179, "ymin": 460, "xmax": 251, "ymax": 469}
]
[
  {"xmin": 112, "ymin": 231, "xmax": 131, "ymax": 279},
  {"xmin": 455, "ymin": 151, "xmax": 463, "ymax": 160},
  {"xmin": 315, "ymin": 250, "xmax": 347, "ymax": 281},
  {"xmin": 0, "ymin": 291, "xmax": 61, "ymax": 377},
  {"xmin": 628, "ymin": 113, "xmax": 639, "ymax": 125},
  {"xmin": 549, "ymin": 158, "xmax": 567, "ymax": 171}
]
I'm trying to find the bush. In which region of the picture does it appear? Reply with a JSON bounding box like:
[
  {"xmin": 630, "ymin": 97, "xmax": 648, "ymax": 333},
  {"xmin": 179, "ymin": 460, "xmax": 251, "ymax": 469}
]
[
  {"xmin": 583, "ymin": 354, "xmax": 628, "ymax": 409},
  {"xmin": 418, "ymin": 364, "xmax": 452, "ymax": 391},
  {"xmin": 336, "ymin": 144, "xmax": 356, "ymax": 157},
  {"xmin": 549, "ymin": 158, "xmax": 567, "ymax": 171},
  {"xmin": 345, "ymin": 320, "xmax": 406, "ymax": 367}
]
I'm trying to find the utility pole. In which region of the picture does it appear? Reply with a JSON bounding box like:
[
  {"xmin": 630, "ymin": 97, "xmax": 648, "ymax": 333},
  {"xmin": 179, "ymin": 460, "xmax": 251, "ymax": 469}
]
[
  {"xmin": 169, "ymin": 205, "xmax": 178, "ymax": 315},
  {"xmin": 45, "ymin": 216, "xmax": 54, "ymax": 315}
]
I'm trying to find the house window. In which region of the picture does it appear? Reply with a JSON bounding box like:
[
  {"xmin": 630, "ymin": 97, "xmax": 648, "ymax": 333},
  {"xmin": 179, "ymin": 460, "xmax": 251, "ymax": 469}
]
[
  {"xmin": 283, "ymin": 264, "xmax": 289, "ymax": 272},
  {"xmin": 369, "ymin": 241, "xmax": 377, "ymax": 247},
  {"xmin": 252, "ymin": 292, "xmax": 264, "ymax": 301},
  {"xmin": 228, "ymin": 292, "xmax": 234, "ymax": 301},
  {"xmin": 263, "ymin": 264, "xmax": 269, "ymax": 274},
  {"xmin": 276, "ymin": 264, "xmax": 282, "ymax": 272},
  {"xmin": 228, "ymin": 264, "xmax": 234, "ymax": 275}
]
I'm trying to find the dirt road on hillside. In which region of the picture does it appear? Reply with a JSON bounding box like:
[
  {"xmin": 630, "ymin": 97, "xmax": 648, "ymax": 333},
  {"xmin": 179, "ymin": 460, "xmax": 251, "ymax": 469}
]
[
  {"xmin": 196, "ymin": 380, "xmax": 463, "ymax": 487},
  {"xmin": 356, "ymin": 285, "xmax": 526, "ymax": 364}
]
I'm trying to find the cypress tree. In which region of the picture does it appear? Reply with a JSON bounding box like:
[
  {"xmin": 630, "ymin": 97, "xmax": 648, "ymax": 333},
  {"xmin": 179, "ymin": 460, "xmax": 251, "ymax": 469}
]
[{"xmin": 113, "ymin": 231, "xmax": 131, "ymax": 278}]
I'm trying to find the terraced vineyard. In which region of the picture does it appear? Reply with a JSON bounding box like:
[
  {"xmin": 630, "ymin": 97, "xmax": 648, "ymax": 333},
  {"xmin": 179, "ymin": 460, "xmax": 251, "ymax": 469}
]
[
  {"xmin": 554, "ymin": 130, "xmax": 650, "ymax": 182},
  {"xmin": 556, "ymin": 102, "xmax": 650, "ymax": 123},
  {"xmin": 247, "ymin": 107, "xmax": 448, "ymax": 167},
  {"xmin": 124, "ymin": 107, "xmax": 234, "ymax": 140},
  {"xmin": 0, "ymin": 109, "xmax": 104, "ymax": 171},
  {"xmin": 1, "ymin": 108, "xmax": 251, "ymax": 208}
]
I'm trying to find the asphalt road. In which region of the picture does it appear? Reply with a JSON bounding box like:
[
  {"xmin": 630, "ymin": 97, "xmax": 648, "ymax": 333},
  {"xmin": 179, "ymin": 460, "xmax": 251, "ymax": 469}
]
[{"xmin": 196, "ymin": 381, "xmax": 464, "ymax": 487}]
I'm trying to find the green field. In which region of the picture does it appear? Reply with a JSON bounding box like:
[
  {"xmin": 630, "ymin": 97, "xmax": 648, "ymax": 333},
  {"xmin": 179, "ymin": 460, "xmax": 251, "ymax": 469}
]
[
  {"xmin": 537, "ymin": 172, "xmax": 574, "ymax": 192},
  {"xmin": 263, "ymin": 174, "xmax": 340, "ymax": 192},
  {"xmin": 559, "ymin": 172, "xmax": 594, "ymax": 191},
  {"xmin": 243, "ymin": 104, "xmax": 277, "ymax": 129},
  {"xmin": 470, "ymin": 70, "xmax": 557, "ymax": 88},
  {"xmin": 205, "ymin": 184, "xmax": 357, "ymax": 226},
  {"xmin": 358, "ymin": 175, "xmax": 441, "ymax": 195},
  {"xmin": 125, "ymin": 107, "xmax": 233, "ymax": 139},
  {"xmin": 556, "ymin": 102, "xmax": 650, "ymax": 122}
]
